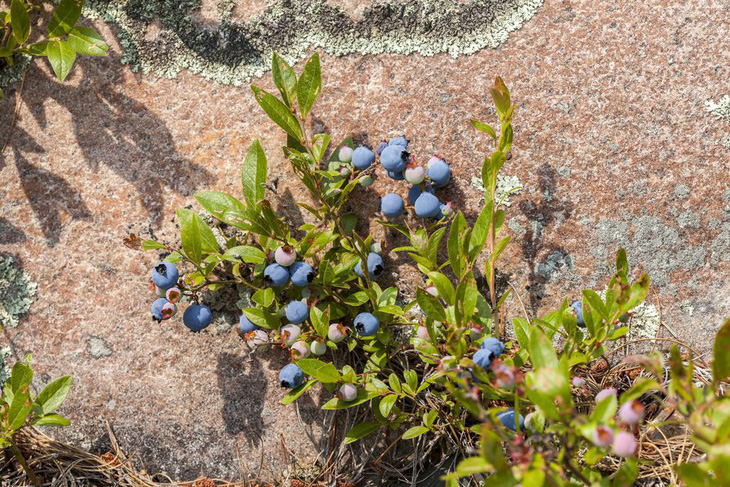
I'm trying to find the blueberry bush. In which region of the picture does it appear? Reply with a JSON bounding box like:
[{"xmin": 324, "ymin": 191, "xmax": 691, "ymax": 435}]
[{"xmin": 141, "ymin": 52, "xmax": 730, "ymax": 485}]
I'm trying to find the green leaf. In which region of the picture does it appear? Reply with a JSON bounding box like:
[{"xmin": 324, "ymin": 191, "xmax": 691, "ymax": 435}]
[
  {"xmin": 583, "ymin": 289, "xmax": 608, "ymax": 321},
  {"xmin": 616, "ymin": 248, "xmax": 629, "ymax": 276},
  {"xmin": 448, "ymin": 212, "xmax": 466, "ymax": 277},
  {"xmin": 141, "ymin": 240, "xmax": 166, "ymax": 250},
  {"xmin": 321, "ymin": 388, "xmax": 378, "ymax": 410},
  {"xmin": 67, "ymin": 26, "xmax": 108, "ymax": 56},
  {"xmin": 281, "ymin": 379, "xmax": 317, "ymax": 405},
  {"xmin": 194, "ymin": 191, "xmax": 247, "ymax": 218},
  {"xmin": 416, "ymin": 288, "xmax": 446, "ymax": 322},
  {"xmin": 713, "ymin": 318, "xmax": 730, "ymax": 384},
  {"xmin": 470, "ymin": 119, "xmax": 497, "ymax": 140},
  {"xmin": 401, "ymin": 425, "xmax": 429, "ymax": 440},
  {"xmin": 47, "ymin": 40, "xmax": 76, "ymax": 82},
  {"xmin": 32, "ymin": 413, "xmax": 71, "ymax": 427},
  {"xmin": 250, "ymin": 85, "xmax": 302, "ymax": 141},
  {"xmin": 469, "ymin": 204, "xmax": 492, "ymax": 261},
  {"xmin": 455, "ymin": 457, "xmax": 493, "ymax": 476},
  {"xmin": 242, "ymin": 308, "xmax": 279, "ymax": 329},
  {"xmin": 34, "ymin": 376, "xmax": 72, "ymax": 415},
  {"xmin": 528, "ymin": 326, "xmax": 558, "ymax": 369},
  {"xmin": 379, "ymin": 394, "xmax": 398, "ymax": 417},
  {"xmin": 675, "ymin": 464, "xmax": 712, "ymax": 487},
  {"xmin": 315, "ymin": 364, "xmax": 341, "ymax": 383},
  {"xmin": 10, "ymin": 0, "xmax": 30, "ymax": 45},
  {"xmin": 223, "ymin": 246, "xmax": 266, "ymax": 264},
  {"xmin": 296, "ymin": 52, "xmax": 321, "ymax": 119},
  {"xmin": 426, "ymin": 272, "xmax": 455, "ymax": 305},
  {"xmin": 590, "ymin": 393, "xmax": 617, "ymax": 424},
  {"xmin": 10, "ymin": 360, "xmax": 33, "ymax": 394},
  {"xmin": 177, "ymin": 208, "xmax": 218, "ymax": 265},
  {"xmin": 8, "ymin": 388, "xmax": 31, "ymax": 430},
  {"xmin": 271, "ymin": 52, "xmax": 297, "ymax": 107},
  {"xmin": 241, "ymin": 140, "xmax": 267, "ymax": 207},
  {"xmin": 48, "ymin": 0, "xmax": 82, "ymax": 38},
  {"xmin": 344, "ymin": 421, "xmax": 380, "ymax": 445},
  {"xmin": 251, "ymin": 288, "xmax": 275, "ymax": 307}
]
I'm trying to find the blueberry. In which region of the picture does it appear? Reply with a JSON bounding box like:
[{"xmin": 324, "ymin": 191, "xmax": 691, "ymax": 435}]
[
  {"xmin": 387, "ymin": 170, "xmax": 405, "ymax": 180},
  {"xmin": 571, "ymin": 300, "xmax": 585, "ymax": 327},
  {"xmin": 381, "ymin": 194, "xmax": 404, "ymax": 218},
  {"xmin": 279, "ymin": 363, "xmax": 304, "ymax": 388},
  {"xmin": 280, "ymin": 324, "xmax": 301, "ymax": 346},
  {"xmin": 354, "ymin": 312, "xmax": 379, "ymax": 336},
  {"xmin": 497, "ymin": 409, "xmax": 525, "ymax": 432},
  {"xmin": 380, "ymin": 145, "xmax": 409, "ymax": 172},
  {"xmin": 480, "ymin": 337, "xmax": 506, "ymax": 359},
  {"xmin": 264, "ymin": 263, "xmax": 289, "ymax": 287},
  {"xmin": 352, "ymin": 146, "xmax": 375, "ymax": 170},
  {"xmin": 375, "ymin": 140, "xmax": 388, "ymax": 155},
  {"xmin": 359, "ymin": 175, "xmax": 375, "ymax": 187},
  {"xmin": 285, "ymin": 301, "xmax": 309, "ymax": 324},
  {"xmin": 388, "ymin": 135, "xmax": 409, "ymax": 148},
  {"xmin": 338, "ymin": 146, "xmax": 353, "ymax": 163},
  {"xmin": 151, "ymin": 298, "xmax": 169, "ymax": 322},
  {"xmin": 338, "ymin": 383, "xmax": 358, "ymax": 402},
  {"xmin": 355, "ymin": 253, "xmax": 384, "ymax": 280},
  {"xmin": 289, "ymin": 262, "xmax": 315, "ymax": 287},
  {"xmin": 473, "ymin": 348, "xmax": 492, "ymax": 369},
  {"xmin": 427, "ymin": 159, "xmax": 451, "ymax": 188},
  {"xmin": 152, "ymin": 262, "xmax": 179, "ymax": 290},
  {"xmin": 239, "ymin": 314, "xmax": 258, "ymax": 334},
  {"xmin": 408, "ymin": 184, "xmax": 435, "ymax": 205},
  {"xmin": 414, "ymin": 192, "xmax": 441, "ymax": 218},
  {"xmin": 404, "ymin": 165, "xmax": 425, "ymax": 185},
  {"xmin": 275, "ymin": 245, "xmax": 297, "ymax": 267},
  {"xmin": 183, "ymin": 304, "xmax": 212, "ymax": 332}
]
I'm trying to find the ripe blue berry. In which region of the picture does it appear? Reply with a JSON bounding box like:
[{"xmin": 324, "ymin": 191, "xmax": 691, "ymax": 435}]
[
  {"xmin": 264, "ymin": 263, "xmax": 289, "ymax": 287},
  {"xmin": 497, "ymin": 409, "xmax": 525, "ymax": 432},
  {"xmin": 279, "ymin": 363, "xmax": 304, "ymax": 388},
  {"xmin": 289, "ymin": 262, "xmax": 315, "ymax": 287},
  {"xmin": 408, "ymin": 184, "xmax": 435, "ymax": 205},
  {"xmin": 152, "ymin": 262, "xmax": 179, "ymax": 290},
  {"xmin": 473, "ymin": 348, "xmax": 492, "ymax": 369},
  {"xmin": 480, "ymin": 337, "xmax": 506, "ymax": 359},
  {"xmin": 352, "ymin": 146, "xmax": 375, "ymax": 170},
  {"xmin": 355, "ymin": 253, "xmax": 384, "ymax": 280},
  {"xmin": 427, "ymin": 159, "xmax": 451, "ymax": 188},
  {"xmin": 571, "ymin": 300, "xmax": 585, "ymax": 327},
  {"xmin": 381, "ymin": 194, "xmax": 404, "ymax": 218},
  {"xmin": 414, "ymin": 192, "xmax": 441, "ymax": 218},
  {"xmin": 376, "ymin": 140, "xmax": 388, "ymax": 155},
  {"xmin": 387, "ymin": 170, "xmax": 405, "ymax": 180},
  {"xmin": 380, "ymin": 145, "xmax": 409, "ymax": 172},
  {"xmin": 285, "ymin": 301, "xmax": 310, "ymax": 324},
  {"xmin": 388, "ymin": 135, "xmax": 409, "ymax": 148},
  {"xmin": 183, "ymin": 304, "xmax": 212, "ymax": 332},
  {"xmin": 239, "ymin": 314, "xmax": 258, "ymax": 334},
  {"xmin": 354, "ymin": 312, "xmax": 380, "ymax": 336},
  {"xmin": 151, "ymin": 298, "xmax": 169, "ymax": 322}
]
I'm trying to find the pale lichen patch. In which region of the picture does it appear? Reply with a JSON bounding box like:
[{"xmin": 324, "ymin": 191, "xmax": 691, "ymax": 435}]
[{"xmin": 0, "ymin": 257, "xmax": 37, "ymax": 329}]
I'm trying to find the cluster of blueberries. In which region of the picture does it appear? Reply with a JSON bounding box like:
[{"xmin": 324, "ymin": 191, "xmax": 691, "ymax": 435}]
[
  {"xmin": 334, "ymin": 136, "xmax": 453, "ymax": 221},
  {"xmin": 149, "ymin": 261, "xmax": 212, "ymax": 331},
  {"xmin": 242, "ymin": 244, "xmax": 384, "ymax": 394}
]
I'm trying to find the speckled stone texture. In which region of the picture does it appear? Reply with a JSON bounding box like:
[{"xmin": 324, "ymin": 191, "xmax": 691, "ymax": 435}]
[{"xmin": 1, "ymin": 0, "xmax": 729, "ymax": 481}]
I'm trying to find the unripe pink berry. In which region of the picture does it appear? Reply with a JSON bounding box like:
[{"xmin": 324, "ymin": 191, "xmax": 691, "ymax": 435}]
[
  {"xmin": 416, "ymin": 326, "xmax": 430, "ymax": 340},
  {"xmin": 245, "ymin": 329, "xmax": 268, "ymax": 348},
  {"xmin": 165, "ymin": 287, "xmax": 181, "ymax": 303},
  {"xmin": 425, "ymin": 285, "xmax": 438, "ymax": 297},
  {"xmin": 592, "ymin": 425, "xmax": 614, "ymax": 447},
  {"xmin": 290, "ymin": 341, "xmax": 310, "ymax": 359},
  {"xmin": 338, "ymin": 383, "xmax": 358, "ymax": 402},
  {"xmin": 328, "ymin": 323, "xmax": 347, "ymax": 343},
  {"xmin": 493, "ymin": 362, "xmax": 516, "ymax": 388},
  {"xmin": 595, "ymin": 387, "xmax": 618, "ymax": 403},
  {"xmin": 161, "ymin": 302, "xmax": 177, "ymax": 319},
  {"xmin": 275, "ymin": 245, "xmax": 297, "ymax": 267},
  {"xmin": 571, "ymin": 376, "xmax": 585, "ymax": 388},
  {"xmin": 310, "ymin": 340, "xmax": 327, "ymax": 356},
  {"xmin": 280, "ymin": 324, "xmax": 301, "ymax": 346},
  {"xmin": 338, "ymin": 146, "xmax": 353, "ymax": 163},
  {"xmin": 440, "ymin": 202, "xmax": 454, "ymax": 217},
  {"xmin": 618, "ymin": 401, "xmax": 645, "ymax": 425},
  {"xmin": 404, "ymin": 165, "xmax": 425, "ymax": 184},
  {"xmin": 612, "ymin": 431, "xmax": 637, "ymax": 457}
]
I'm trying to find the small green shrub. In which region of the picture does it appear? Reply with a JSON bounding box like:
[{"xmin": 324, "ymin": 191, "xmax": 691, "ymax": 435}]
[{"xmin": 141, "ymin": 52, "xmax": 729, "ymax": 485}]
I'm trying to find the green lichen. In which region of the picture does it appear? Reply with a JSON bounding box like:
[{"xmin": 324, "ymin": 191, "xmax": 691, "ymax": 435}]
[
  {"xmin": 83, "ymin": 0, "xmax": 544, "ymax": 85},
  {"xmin": 706, "ymin": 95, "xmax": 730, "ymax": 149},
  {"xmin": 0, "ymin": 256, "xmax": 37, "ymax": 329},
  {"xmin": 0, "ymin": 55, "xmax": 32, "ymax": 91}
]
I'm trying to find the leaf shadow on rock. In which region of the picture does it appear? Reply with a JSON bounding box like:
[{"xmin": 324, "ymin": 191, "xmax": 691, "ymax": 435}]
[
  {"xmin": 216, "ymin": 352, "xmax": 268, "ymax": 446},
  {"xmin": 0, "ymin": 218, "xmax": 26, "ymax": 245},
  {"xmin": 517, "ymin": 164, "xmax": 573, "ymax": 314},
  {"xmin": 5, "ymin": 56, "xmax": 213, "ymax": 241}
]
